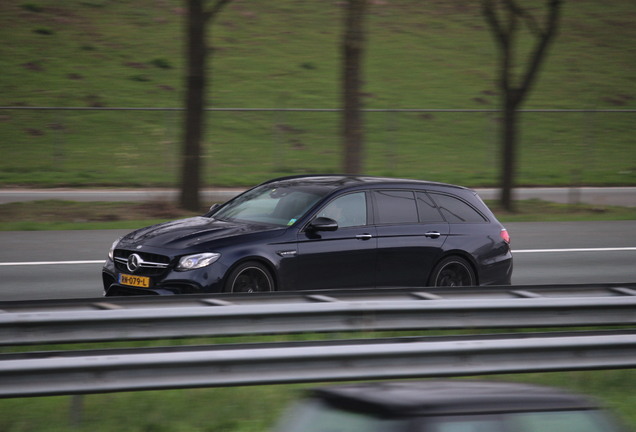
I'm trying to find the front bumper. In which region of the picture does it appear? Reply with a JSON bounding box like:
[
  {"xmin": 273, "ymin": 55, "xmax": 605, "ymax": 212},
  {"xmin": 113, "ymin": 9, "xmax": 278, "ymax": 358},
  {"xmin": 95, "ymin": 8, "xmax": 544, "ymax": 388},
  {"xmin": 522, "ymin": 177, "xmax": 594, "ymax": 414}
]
[{"xmin": 102, "ymin": 258, "xmax": 227, "ymax": 296}]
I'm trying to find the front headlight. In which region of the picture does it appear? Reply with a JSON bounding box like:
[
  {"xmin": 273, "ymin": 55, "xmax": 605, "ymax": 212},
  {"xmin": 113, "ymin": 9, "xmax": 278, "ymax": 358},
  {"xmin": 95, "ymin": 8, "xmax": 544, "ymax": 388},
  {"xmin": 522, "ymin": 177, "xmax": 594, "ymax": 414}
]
[
  {"xmin": 108, "ymin": 237, "xmax": 121, "ymax": 261},
  {"xmin": 176, "ymin": 252, "xmax": 221, "ymax": 271}
]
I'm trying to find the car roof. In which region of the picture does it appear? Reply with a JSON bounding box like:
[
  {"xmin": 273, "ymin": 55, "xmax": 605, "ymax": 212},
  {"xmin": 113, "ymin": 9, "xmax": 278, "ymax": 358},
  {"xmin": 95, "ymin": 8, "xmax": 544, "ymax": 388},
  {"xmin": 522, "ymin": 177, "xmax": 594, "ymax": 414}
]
[
  {"xmin": 259, "ymin": 175, "xmax": 470, "ymax": 193},
  {"xmin": 310, "ymin": 380, "xmax": 600, "ymax": 417}
]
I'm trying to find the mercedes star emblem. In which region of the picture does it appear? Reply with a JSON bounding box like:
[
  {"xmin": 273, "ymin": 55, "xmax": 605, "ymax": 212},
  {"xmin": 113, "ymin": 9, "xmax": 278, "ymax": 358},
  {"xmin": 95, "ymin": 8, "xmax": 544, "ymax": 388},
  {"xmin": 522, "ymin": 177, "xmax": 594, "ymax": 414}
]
[{"xmin": 127, "ymin": 253, "xmax": 142, "ymax": 273}]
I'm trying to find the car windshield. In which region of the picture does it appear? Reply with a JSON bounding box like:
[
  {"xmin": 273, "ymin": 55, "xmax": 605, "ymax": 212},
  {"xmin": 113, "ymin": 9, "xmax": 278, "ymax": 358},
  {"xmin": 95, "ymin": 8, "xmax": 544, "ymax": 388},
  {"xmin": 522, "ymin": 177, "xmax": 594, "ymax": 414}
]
[
  {"xmin": 425, "ymin": 409, "xmax": 624, "ymax": 432},
  {"xmin": 272, "ymin": 399, "xmax": 408, "ymax": 432},
  {"xmin": 212, "ymin": 184, "xmax": 329, "ymax": 227}
]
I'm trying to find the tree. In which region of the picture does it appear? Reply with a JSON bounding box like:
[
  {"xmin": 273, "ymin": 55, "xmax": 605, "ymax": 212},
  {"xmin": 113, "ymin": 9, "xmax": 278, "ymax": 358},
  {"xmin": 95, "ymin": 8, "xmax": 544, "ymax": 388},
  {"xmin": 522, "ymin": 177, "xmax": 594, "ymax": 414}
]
[
  {"xmin": 341, "ymin": 0, "xmax": 368, "ymax": 175},
  {"xmin": 482, "ymin": 0, "xmax": 562, "ymax": 211},
  {"xmin": 180, "ymin": 0, "xmax": 232, "ymax": 211}
]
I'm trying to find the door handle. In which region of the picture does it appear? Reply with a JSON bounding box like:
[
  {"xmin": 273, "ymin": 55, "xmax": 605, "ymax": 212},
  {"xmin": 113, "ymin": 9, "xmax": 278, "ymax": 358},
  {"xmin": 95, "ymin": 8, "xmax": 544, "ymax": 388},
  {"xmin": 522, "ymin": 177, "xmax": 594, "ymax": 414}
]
[
  {"xmin": 424, "ymin": 231, "xmax": 441, "ymax": 239},
  {"xmin": 355, "ymin": 234, "xmax": 373, "ymax": 240}
]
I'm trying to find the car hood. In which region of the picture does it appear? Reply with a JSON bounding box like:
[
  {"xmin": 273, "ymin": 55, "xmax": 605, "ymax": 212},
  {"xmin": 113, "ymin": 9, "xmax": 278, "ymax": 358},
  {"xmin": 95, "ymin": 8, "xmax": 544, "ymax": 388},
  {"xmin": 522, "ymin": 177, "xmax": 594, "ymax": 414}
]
[{"xmin": 119, "ymin": 217, "xmax": 283, "ymax": 249}]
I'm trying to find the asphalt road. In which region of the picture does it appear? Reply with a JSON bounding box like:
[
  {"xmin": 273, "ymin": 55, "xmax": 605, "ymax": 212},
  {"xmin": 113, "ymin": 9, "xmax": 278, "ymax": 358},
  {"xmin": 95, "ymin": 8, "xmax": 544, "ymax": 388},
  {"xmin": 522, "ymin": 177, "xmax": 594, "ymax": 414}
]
[{"xmin": 1, "ymin": 221, "xmax": 635, "ymax": 301}]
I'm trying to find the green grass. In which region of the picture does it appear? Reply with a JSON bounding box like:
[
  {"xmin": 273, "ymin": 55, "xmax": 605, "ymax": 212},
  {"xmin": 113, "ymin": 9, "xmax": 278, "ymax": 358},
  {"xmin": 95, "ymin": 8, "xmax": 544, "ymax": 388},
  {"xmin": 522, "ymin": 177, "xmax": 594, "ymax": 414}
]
[
  {"xmin": 0, "ymin": 0, "xmax": 635, "ymax": 188},
  {"xmin": 0, "ymin": 199, "xmax": 201, "ymax": 230},
  {"xmin": 487, "ymin": 199, "xmax": 636, "ymax": 222}
]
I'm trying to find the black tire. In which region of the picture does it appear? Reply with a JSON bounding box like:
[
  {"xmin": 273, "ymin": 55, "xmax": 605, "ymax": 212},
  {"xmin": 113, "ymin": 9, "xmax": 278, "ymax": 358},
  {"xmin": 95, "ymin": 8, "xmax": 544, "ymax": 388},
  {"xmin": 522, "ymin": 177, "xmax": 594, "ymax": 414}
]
[
  {"xmin": 429, "ymin": 256, "xmax": 476, "ymax": 287},
  {"xmin": 224, "ymin": 261, "xmax": 275, "ymax": 293}
]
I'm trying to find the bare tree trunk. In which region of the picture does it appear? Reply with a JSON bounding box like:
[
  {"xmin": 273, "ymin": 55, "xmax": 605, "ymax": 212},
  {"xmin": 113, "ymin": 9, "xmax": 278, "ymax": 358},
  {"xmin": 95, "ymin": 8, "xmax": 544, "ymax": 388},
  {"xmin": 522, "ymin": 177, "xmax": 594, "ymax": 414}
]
[
  {"xmin": 341, "ymin": 0, "xmax": 368, "ymax": 175},
  {"xmin": 500, "ymin": 96, "xmax": 518, "ymax": 208},
  {"xmin": 180, "ymin": 0, "xmax": 207, "ymax": 211},
  {"xmin": 180, "ymin": 0, "xmax": 232, "ymax": 211},
  {"xmin": 483, "ymin": 0, "xmax": 562, "ymax": 211}
]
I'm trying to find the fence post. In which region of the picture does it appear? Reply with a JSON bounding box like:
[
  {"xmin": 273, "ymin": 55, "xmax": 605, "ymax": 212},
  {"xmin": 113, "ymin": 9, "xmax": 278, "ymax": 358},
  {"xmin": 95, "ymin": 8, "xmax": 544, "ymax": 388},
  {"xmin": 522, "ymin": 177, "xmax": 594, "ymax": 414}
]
[{"xmin": 385, "ymin": 110, "xmax": 398, "ymax": 174}]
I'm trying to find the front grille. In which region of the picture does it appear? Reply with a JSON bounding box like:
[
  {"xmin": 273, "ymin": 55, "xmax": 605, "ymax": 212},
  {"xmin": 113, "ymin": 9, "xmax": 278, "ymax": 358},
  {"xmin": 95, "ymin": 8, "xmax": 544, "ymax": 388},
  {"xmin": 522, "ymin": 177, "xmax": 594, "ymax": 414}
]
[{"xmin": 113, "ymin": 249, "xmax": 171, "ymax": 277}]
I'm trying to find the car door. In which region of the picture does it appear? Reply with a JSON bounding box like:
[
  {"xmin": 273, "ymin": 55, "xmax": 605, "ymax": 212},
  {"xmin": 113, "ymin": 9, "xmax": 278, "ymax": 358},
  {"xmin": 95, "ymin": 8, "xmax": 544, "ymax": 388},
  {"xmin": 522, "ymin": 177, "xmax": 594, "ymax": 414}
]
[
  {"xmin": 296, "ymin": 191, "xmax": 377, "ymax": 290},
  {"xmin": 374, "ymin": 190, "xmax": 449, "ymax": 287}
]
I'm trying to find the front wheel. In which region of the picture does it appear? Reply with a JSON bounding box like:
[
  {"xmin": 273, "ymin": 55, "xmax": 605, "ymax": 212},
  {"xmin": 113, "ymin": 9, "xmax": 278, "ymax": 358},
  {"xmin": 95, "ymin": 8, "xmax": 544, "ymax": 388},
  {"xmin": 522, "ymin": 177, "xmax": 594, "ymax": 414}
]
[
  {"xmin": 224, "ymin": 261, "xmax": 275, "ymax": 293},
  {"xmin": 429, "ymin": 256, "xmax": 476, "ymax": 287}
]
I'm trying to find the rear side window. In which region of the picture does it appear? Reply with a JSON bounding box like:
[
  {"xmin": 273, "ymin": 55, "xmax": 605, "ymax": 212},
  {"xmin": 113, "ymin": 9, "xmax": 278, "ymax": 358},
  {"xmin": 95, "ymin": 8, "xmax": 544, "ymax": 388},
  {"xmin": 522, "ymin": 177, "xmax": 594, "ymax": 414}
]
[
  {"xmin": 373, "ymin": 190, "xmax": 419, "ymax": 224},
  {"xmin": 416, "ymin": 192, "xmax": 445, "ymax": 223},
  {"xmin": 430, "ymin": 193, "xmax": 487, "ymax": 223}
]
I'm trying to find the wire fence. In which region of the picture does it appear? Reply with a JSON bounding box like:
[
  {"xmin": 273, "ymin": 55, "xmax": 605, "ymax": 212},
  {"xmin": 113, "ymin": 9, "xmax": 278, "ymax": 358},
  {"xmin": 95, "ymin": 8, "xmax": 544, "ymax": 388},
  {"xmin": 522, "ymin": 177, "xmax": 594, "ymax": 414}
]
[{"xmin": 1, "ymin": 107, "xmax": 634, "ymax": 188}]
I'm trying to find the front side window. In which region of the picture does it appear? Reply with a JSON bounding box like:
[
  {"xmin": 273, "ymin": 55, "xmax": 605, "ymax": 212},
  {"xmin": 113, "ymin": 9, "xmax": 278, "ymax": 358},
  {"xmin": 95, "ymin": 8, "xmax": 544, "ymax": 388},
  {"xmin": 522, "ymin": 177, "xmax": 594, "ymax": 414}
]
[
  {"xmin": 373, "ymin": 190, "xmax": 419, "ymax": 224},
  {"xmin": 318, "ymin": 192, "xmax": 367, "ymax": 228}
]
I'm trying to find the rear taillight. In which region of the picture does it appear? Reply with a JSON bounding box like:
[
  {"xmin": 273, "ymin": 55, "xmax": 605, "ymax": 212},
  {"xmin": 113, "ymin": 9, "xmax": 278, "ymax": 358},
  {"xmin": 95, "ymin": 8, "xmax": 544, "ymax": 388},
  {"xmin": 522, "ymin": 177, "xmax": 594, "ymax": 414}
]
[{"xmin": 500, "ymin": 228, "xmax": 510, "ymax": 244}]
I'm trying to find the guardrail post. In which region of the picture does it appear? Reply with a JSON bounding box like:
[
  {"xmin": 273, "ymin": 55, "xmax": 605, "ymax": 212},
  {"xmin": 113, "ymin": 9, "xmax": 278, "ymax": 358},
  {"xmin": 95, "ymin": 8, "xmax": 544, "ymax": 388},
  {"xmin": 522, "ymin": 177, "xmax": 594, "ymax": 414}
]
[{"xmin": 69, "ymin": 394, "xmax": 84, "ymax": 428}]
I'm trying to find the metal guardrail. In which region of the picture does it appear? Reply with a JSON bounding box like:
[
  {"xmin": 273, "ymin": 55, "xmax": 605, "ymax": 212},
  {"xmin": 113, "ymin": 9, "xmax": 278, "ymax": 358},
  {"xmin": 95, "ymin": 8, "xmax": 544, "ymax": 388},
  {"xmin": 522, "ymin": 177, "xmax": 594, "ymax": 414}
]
[
  {"xmin": 1, "ymin": 330, "xmax": 635, "ymax": 397},
  {"xmin": 1, "ymin": 284, "xmax": 635, "ymax": 346},
  {"xmin": 1, "ymin": 283, "xmax": 635, "ymax": 398}
]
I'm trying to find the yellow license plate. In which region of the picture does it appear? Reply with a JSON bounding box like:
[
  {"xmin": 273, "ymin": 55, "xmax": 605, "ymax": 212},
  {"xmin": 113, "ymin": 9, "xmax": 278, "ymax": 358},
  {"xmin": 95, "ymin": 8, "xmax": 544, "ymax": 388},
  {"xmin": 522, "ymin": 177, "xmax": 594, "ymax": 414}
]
[{"xmin": 119, "ymin": 273, "xmax": 150, "ymax": 288}]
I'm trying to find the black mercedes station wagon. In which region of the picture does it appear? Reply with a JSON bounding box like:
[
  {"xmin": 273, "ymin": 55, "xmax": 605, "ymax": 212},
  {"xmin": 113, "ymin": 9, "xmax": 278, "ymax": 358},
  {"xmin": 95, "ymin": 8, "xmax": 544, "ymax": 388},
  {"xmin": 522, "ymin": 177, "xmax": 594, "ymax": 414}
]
[
  {"xmin": 102, "ymin": 175, "xmax": 512, "ymax": 296},
  {"xmin": 272, "ymin": 380, "xmax": 627, "ymax": 432}
]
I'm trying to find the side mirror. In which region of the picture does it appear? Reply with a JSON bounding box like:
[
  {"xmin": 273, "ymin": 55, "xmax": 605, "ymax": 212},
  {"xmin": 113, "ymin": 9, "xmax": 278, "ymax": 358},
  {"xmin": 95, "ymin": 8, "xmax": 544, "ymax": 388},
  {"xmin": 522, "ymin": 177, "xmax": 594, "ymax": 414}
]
[
  {"xmin": 206, "ymin": 203, "xmax": 221, "ymax": 216},
  {"xmin": 307, "ymin": 217, "xmax": 338, "ymax": 232}
]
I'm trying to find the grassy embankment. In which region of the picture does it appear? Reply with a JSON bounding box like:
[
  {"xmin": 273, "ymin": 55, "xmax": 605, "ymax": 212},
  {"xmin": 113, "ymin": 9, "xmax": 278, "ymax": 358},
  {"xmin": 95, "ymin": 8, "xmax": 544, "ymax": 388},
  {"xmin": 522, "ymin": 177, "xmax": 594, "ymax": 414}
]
[{"xmin": 0, "ymin": 0, "xmax": 634, "ymax": 188}]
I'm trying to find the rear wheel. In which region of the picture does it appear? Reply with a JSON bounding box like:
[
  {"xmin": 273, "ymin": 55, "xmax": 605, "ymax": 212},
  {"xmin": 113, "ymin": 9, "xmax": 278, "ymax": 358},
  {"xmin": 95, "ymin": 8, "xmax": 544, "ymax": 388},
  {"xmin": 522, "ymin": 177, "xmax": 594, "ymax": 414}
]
[
  {"xmin": 429, "ymin": 256, "xmax": 476, "ymax": 287},
  {"xmin": 224, "ymin": 261, "xmax": 275, "ymax": 293}
]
